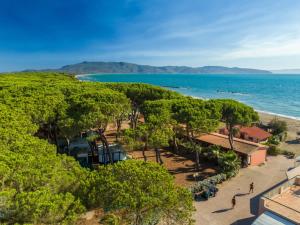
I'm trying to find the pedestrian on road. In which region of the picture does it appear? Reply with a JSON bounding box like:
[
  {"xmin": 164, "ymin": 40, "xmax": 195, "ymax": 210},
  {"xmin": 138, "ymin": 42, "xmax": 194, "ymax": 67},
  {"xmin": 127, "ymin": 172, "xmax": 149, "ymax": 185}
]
[
  {"xmin": 231, "ymin": 196, "xmax": 236, "ymax": 209},
  {"xmin": 249, "ymin": 182, "xmax": 254, "ymax": 194}
]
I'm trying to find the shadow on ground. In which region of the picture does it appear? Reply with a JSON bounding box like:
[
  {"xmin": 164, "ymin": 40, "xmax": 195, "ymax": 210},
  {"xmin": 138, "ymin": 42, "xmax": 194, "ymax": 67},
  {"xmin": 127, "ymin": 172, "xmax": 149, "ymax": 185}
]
[
  {"xmin": 285, "ymin": 139, "xmax": 300, "ymax": 145},
  {"xmin": 235, "ymin": 193, "xmax": 249, "ymax": 197},
  {"xmin": 212, "ymin": 208, "xmax": 233, "ymax": 213},
  {"xmin": 230, "ymin": 178, "xmax": 289, "ymax": 225}
]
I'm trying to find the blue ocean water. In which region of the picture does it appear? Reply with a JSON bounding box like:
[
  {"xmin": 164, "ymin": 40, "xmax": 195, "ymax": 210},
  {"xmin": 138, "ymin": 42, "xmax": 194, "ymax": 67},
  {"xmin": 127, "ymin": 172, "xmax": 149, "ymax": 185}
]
[{"xmin": 78, "ymin": 74, "xmax": 300, "ymax": 120}]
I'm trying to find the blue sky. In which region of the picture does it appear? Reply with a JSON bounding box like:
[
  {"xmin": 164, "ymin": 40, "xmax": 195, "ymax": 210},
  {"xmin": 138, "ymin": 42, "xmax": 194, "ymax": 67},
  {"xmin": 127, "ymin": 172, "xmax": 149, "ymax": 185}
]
[{"xmin": 1, "ymin": 0, "xmax": 300, "ymax": 71}]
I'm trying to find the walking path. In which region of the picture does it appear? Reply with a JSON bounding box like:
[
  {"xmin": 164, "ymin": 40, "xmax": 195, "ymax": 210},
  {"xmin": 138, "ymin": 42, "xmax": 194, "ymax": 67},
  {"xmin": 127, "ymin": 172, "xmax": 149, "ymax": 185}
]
[{"xmin": 193, "ymin": 156, "xmax": 294, "ymax": 225}]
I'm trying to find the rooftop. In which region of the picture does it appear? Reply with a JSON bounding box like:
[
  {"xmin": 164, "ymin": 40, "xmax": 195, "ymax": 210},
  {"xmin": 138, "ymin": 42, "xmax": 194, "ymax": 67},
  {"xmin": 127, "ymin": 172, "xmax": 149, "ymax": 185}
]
[
  {"xmin": 196, "ymin": 132, "xmax": 266, "ymax": 155},
  {"xmin": 239, "ymin": 126, "xmax": 272, "ymax": 140},
  {"xmin": 220, "ymin": 125, "xmax": 272, "ymax": 141},
  {"xmin": 252, "ymin": 211, "xmax": 296, "ymax": 225},
  {"xmin": 263, "ymin": 185, "xmax": 300, "ymax": 223}
]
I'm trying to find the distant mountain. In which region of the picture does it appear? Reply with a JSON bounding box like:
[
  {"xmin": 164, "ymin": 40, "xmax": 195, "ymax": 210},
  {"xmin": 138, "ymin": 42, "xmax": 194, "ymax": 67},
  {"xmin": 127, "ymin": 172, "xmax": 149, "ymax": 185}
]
[
  {"xmin": 271, "ymin": 69, "xmax": 300, "ymax": 74},
  {"xmin": 53, "ymin": 61, "xmax": 272, "ymax": 74}
]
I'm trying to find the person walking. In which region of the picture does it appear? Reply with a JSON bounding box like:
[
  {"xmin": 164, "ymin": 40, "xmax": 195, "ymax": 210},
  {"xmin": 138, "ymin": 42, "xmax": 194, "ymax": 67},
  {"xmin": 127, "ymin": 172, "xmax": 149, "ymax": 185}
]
[
  {"xmin": 249, "ymin": 182, "xmax": 254, "ymax": 194},
  {"xmin": 231, "ymin": 196, "xmax": 236, "ymax": 209}
]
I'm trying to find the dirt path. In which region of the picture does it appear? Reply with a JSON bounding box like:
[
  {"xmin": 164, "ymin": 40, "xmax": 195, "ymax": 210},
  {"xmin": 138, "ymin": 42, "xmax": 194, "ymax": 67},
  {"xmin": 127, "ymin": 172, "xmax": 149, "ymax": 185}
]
[{"xmin": 130, "ymin": 149, "xmax": 217, "ymax": 187}]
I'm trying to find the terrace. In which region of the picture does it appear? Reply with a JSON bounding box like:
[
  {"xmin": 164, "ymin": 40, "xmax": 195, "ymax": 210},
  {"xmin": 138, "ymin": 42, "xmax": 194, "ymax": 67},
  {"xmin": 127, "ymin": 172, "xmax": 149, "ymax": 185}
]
[{"xmin": 259, "ymin": 175, "xmax": 300, "ymax": 224}]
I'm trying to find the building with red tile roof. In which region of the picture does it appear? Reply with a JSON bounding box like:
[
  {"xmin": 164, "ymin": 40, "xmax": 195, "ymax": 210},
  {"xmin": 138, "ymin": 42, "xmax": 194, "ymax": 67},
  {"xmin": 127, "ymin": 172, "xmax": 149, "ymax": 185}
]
[
  {"xmin": 196, "ymin": 132, "xmax": 268, "ymax": 166},
  {"xmin": 219, "ymin": 125, "xmax": 272, "ymax": 143}
]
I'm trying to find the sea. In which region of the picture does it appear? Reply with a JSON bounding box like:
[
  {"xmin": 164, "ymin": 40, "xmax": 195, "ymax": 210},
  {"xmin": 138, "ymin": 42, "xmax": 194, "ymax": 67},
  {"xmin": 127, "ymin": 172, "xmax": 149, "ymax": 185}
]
[{"xmin": 78, "ymin": 74, "xmax": 300, "ymax": 120}]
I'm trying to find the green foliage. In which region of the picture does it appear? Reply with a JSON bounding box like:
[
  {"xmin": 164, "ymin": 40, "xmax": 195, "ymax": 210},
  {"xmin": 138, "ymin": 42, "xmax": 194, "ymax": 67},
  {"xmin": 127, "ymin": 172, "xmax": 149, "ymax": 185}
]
[
  {"xmin": 80, "ymin": 160, "xmax": 195, "ymax": 225},
  {"xmin": 106, "ymin": 83, "xmax": 181, "ymax": 106},
  {"xmin": 214, "ymin": 99, "xmax": 259, "ymax": 126},
  {"xmin": 171, "ymin": 98, "xmax": 221, "ymax": 136},
  {"xmin": 199, "ymin": 145, "xmax": 240, "ymax": 177},
  {"xmin": 0, "ymin": 72, "xmax": 195, "ymax": 224},
  {"xmin": 8, "ymin": 190, "xmax": 84, "ymax": 224},
  {"xmin": 267, "ymin": 145, "xmax": 281, "ymax": 156},
  {"xmin": 100, "ymin": 213, "xmax": 121, "ymax": 225},
  {"xmin": 266, "ymin": 136, "xmax": 280, "ymax": 146},
  {"xmin": 190, "ymin": 173, "xmax": 227, "ymax": 194},
  {"xmin": 218, "ymin": 150, "xmax": 241, "ymax": 177},
  {"xmin": 0, "ymin": 72, "xmax": 258, "ymax": 224},
  {"xmin": 268, "ymin": 117, "xmax": 288, "ymax": 135},
  {"xmin": 211, "ymin": 99, "xmax": 258, "ymax": 149},
  {"xmin": 123, "ymin": 126, "xmax": 147, "ymax": 150},
  {"xmin": 201, "ymin": 145, "xmax": 220, "ymax": 161}
]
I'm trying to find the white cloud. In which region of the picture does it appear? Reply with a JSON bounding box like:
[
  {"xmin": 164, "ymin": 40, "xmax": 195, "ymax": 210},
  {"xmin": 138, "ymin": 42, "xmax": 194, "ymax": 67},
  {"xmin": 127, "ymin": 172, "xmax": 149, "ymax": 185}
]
[{"xmin": 221, "ymin": 32, "xmax": 300, "ymax": 60}]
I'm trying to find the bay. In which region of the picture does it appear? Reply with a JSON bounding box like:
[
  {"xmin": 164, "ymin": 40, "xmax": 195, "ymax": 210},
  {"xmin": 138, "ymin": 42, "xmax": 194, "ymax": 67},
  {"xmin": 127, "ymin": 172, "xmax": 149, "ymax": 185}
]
[{"xmin": 78, "ymin": 73, "xmax": 300, "ymax": 120}]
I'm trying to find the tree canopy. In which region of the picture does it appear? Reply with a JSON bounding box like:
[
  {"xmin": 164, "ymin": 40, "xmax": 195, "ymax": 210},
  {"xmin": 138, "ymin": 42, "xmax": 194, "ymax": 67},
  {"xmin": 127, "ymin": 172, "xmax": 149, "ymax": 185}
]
[
  {"xmin": 0, "ymin": 72, "xmax": 197, "ymax": 224},
  {"xmin": 212, "ymin": 99, "xmax": 259, "ymax": 149},
  {"xmin": 80, "ymin": 160, "xmax": 194, "ymax": 225},
  {"xmin": 0, "ymin": 72, "xmax": 260, "ymax": 224}
]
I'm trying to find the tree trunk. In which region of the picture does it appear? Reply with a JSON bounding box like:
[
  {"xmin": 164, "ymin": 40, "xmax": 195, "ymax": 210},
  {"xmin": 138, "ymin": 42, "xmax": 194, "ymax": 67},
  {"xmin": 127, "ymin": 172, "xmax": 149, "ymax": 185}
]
[
  {"xmin": 186, "ymin": 126, "xmax": 190, "ymax": 140},
  {"xmin": 226, "ymin": 124, "xmax": 234, "ymax": 150},
  {"xmin": 88, "ymin": 141, "xmax": 97, "ymax": 164},
  {"xmin": 228, "ymin": 128, "xmax": 234, "ymax": 150},
  {"xmin": 65, "ymin": 137, "xmax": 70, "ymax": 155},
  {"xmin": 189, "ymin": 132, "xmax": 200, "ymax": 171},
  {"xmin": 116, "ymin": 119, "xmax": 122, "ymax": 142},
  {"xmin": 98, "ymin": 129, "xmax": 113, "ymax": 164},
  {"xmin": 142, "ymin": 141, "xmax": 147, "ymax": 162},
  {"xmin": 155, "ymin": 148, "xmax": 163, "ymax": 164},
  {"xmin": 195, "ymin": 149, "xmax": 200, "ymax": 171},
  {"xmin": 53, "ymin": 123, "xmax": 59, "ymax": 153},
  {"xmin": 173, "ymin": 135, "xmax": 178, "ymax": 154},
  {"xmin": 47, "ymin": 124, "xmax": 52, "ymax": 142},
  {"xmin": 134, "ymin": 213, "xmax": 142, "ymax": 225},
  {"xmin": 229, "ymin": 133, "xmax": 234, "ymax": 150},
  {"xmin": 130, "ymin": 105, "xmax": 139, "ymax": 129}
]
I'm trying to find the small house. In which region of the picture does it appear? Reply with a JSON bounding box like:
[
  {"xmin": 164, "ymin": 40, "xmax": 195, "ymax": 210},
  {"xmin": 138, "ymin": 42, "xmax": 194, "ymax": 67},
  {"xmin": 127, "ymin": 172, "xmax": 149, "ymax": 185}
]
[
  {"xmin": 196, "ymin": 132, "xmax": 268, "ymax": 167},
  {"xmin": 219, "ymin": 126, "xmax": 272, "ymax": 143}
]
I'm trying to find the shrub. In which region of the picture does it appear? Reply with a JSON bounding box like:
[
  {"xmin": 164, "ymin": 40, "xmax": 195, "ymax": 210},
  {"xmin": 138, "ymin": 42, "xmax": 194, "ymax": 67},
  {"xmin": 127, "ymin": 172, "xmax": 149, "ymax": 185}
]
[
  {"xmin": 267, "ymin": 136, "xmax": 280, "ymax": 146},
  {"xmin": 100, "ymin": 213, "xmax": 121, "ymax": 225},
  {"xmin": 281, "ymin": 150, "xmax": 295, "ymax": 159},
  {"xmin": 201, "ymin": 145, "xmax": 220, "ymax": 161},
  {"xmin": 190, "ymin": 173, "xmax": 227, "ymax": 194},
  {"xmin": 267, "ymin": 145, "xmax": 281, "ymax": 156},
  {"xmin": 217, "ymin": 150, "xmax": 241, "ymax": 178},
  {"xmin": 268, "ymin": 118, "xmax": 287, "ymax": 135}
]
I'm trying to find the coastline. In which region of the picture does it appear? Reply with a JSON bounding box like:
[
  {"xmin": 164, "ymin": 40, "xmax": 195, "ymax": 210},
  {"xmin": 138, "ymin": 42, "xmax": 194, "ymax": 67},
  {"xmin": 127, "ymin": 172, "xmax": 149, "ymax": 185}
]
[{"xmin": 76, "ymin": 75, "xmax": 300, "ymax": 155}]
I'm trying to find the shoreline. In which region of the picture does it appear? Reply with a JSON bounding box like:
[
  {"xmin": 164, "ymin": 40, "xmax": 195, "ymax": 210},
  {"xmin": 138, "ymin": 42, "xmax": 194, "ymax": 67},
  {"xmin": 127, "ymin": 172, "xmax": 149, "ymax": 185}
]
[
  {"xmin": 76, "ymin": 75, "xmax": 300, "ymax": 121},
  {"xmin": 256, "ymin": 110, "xmax": 300, "ymax": 121},
  {"xmin": 76, "ymin": 75, "xmax": 300, "ymax": 155},
  {"xmin": 258, "ymin": 111, "xmax": 300, "ymax": 156}
]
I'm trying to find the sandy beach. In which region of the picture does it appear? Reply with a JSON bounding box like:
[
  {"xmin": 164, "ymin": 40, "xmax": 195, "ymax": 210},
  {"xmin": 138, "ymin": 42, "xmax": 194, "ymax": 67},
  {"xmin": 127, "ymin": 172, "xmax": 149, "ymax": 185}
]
[{"xmin": 258, "ymin": 112, "xmax": 300, "ymax": 156}]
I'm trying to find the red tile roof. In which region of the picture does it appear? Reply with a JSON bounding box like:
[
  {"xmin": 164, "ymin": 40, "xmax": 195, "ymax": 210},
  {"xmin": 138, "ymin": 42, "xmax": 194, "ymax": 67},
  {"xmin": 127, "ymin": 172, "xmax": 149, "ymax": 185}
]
[
  {"xmin": 239, "ymin": 126, "xmax": 272, "ymax": 141},
  {"xmin": 196, "ymin": 132, "xmax": 267, "ymax": 155}
]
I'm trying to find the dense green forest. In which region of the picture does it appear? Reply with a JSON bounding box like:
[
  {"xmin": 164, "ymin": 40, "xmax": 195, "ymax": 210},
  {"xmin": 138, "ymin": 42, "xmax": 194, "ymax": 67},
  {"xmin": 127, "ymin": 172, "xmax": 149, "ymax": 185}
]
[{"xmin": 0, "ymin": 72, "xmax": 258, "ymax": 224}]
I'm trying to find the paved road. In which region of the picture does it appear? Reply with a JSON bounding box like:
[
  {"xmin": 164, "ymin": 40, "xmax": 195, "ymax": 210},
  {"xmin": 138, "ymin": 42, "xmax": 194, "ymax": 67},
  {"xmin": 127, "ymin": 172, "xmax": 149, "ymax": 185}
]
[{"xmin": 193, "ymin": 156, "xmax": 294, "ymax": 225}]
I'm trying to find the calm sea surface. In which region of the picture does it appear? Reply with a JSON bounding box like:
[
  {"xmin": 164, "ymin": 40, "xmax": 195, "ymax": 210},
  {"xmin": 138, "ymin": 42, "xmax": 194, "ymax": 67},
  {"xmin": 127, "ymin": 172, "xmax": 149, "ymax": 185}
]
[{"xmin": 78, "ymin": 74, "xmax": 300, "ymax": 120}]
